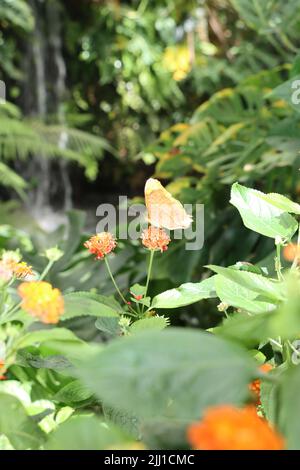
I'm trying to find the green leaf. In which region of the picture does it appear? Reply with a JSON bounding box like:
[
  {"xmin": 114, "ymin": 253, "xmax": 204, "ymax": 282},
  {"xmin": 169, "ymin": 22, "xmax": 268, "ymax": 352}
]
[
  {"xmin": 62, "ymin": 292, "xmax": 119, "ymax": 320},
  {"xmin": 258, "ymin": 192, "xmax": 300, "ymax": 215},
  {"xmin": 53, "ymin": 380, "xmax": 93, "ymax": 404},
  {"xmin": 17, "ymin": 351, "xmax": 72, "ymax": 372},
  {"xmin": 207, "ymin": 265, "xmax": 284, "ymax": 302},
  {"xmin": 130, "ymin": 284, "xmax": 146, "ymax": 297},
  {"xmin": 270, "ymin": 275, "xmax": 300, "ymax": 338},
  {"xmin": 17, "ymin": 328, "xmax": 83, "ymax": 349},
  {"xmin": 129, "ymin": 316, "xmax": 169, "ymax": 334},
  {"xmin": 0, "ymin": 393, "xmax": 45, "ymax": 449},
  {"xmin": 75, "ymin": 328, "xmax": 257, "ymax": 420},
  {"xmin": 214, "ymin": 312, "xmax": 271, "ymax": 347},
  {"xmin": 214, "ymin": 274, "xmax": 276, "ymax": 313},
  {"xmin": 16, "ymin": 328, "xmax": 97, "ymax": 366},
  {"xmin": 278, "ymin": 365, "xmax": 300, "ymax": 449},
  {"xmin": 45, "ymin": 416, "xmax": 133, "ymax": 450},
  {"xmin": 152, "ymin": 276, "xmax": 216, "ymax": 309},
  {"xmin": 260, "ymin": 364, "xmax": 286, "ymax": 424},
  {"xmin": 95, "ymin": 317, "xmax": 121, "ymax": 336},
  {"xmin": 230, "ymin": 183, "xmax": 298, "ymax": 239}
]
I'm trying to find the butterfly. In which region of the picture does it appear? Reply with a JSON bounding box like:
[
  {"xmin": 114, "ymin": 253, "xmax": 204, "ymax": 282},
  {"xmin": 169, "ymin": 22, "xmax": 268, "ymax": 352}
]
[{"xmin": 145, "ymin": 178, "xmax": 193, "ymax": 230}]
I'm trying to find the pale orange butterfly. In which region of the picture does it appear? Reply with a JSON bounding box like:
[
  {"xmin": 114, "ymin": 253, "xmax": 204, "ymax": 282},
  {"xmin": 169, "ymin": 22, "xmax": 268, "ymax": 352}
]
[{"xmin": 145, "ymin": 178, "xmax": 193, "ymax": 230}]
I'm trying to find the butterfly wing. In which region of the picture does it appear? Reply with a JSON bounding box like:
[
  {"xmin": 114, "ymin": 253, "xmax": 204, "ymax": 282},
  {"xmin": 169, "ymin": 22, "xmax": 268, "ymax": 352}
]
[{"xmin": 145, "ymin": 178, "xmax": 192, "ymax": 230}]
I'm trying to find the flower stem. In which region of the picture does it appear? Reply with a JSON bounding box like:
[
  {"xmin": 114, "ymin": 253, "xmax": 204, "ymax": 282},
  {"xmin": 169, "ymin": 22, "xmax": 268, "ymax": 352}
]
[
  {"xmin": 275, "ymin": 243, "xmax": 283, "ymax": 280},
  {"xmin": 104, "ymin": 257, "xmax": 137, "ymax": 315},
  {"xmin": 142, "ymin": 250, "xmax": 155, "ymax": 314},
  {"xmin": 39, "ymin": 260, "xmax": 55, "ymax": 281},
  {"xmin": 291, "ymin": 223, "xmax": 300, "ymax": 269}
]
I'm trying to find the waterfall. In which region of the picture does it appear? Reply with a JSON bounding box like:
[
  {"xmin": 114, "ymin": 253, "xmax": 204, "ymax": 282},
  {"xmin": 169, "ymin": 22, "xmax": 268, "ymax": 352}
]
[
  {"xmin": 30, "ymin": 0, "xmax": 50, "ymax": 211},
  {"xmin": 20, "ymin": 0, "xmax": 71, "ymax": 229},
  {"xmin": 46, "ymin": 0, "xmax": 72, "ymax": 211}
]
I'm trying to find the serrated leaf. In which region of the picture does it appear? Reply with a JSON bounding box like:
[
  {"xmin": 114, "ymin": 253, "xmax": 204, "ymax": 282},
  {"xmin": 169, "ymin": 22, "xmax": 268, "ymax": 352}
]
[
  {"xmin": 63, "ymin": 292, "xmax": 119, "ymax": 320},
  {"xmin": 0, "ymin": 393, "xmax": 45, "ymax": 449},
  {"xmin": 75, "ymin": 328, "xmax": 257, "ymax": 420},
  {"xmin": 207, "ymin": 265, "xmax": 284, "ymax": 302},
  {"xmin": 16, "ymin": 328, "xmax": 83, "ymax": 349},
  {"xmin": 53, "ymin": 380, "xmax": 93, "ymax": 403},
  {"xmin": 230, "ymin": 183, "xmax": 298, "ymax": 239},
  {"xmin": 45, "ymin": 416, "xmax": 134, "ymax": 450},
  {"xmin": 130, "ymin": 284, "xmax": 146, "ymax": 297},
  {"xmin": 214, "ymin": 274, "xmax": 276, "ymax": 313},
  {"xmin": 278, "ymin": 365, "xmax": 300, "ymax": 449},
  {"xmin": 95, "ymin": 316, "xmax": 121, "ymax": 336},
  {"xmin": 214, "ymin": 312, "xmax": 271, "ymax": 347},
  {"xmin": 152, "ymin": 276, "xmax": 216, "ymax": 309},
  {"xmin": 129, "ymin": 317, "xmax": 169, "ymax": 334}
]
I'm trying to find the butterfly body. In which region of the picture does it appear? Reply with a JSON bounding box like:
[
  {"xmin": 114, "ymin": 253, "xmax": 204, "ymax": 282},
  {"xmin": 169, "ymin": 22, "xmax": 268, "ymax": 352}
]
[{"xmin": 145, "ymin": 178, "xmax": 193, "ymax": 230}]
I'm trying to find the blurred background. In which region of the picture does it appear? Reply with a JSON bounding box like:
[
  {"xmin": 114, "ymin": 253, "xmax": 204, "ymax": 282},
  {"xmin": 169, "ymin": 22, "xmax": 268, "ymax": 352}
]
[{"xmin": 1, "ymin": 0, "xmax": 300, "ymax": 331}]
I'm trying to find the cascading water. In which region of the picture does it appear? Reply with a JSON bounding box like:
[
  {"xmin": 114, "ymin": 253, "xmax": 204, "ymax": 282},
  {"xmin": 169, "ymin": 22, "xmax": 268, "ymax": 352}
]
[
  {"xmin": 46, "ymin": 0, "xmax": 72, "ymax": 212},
  {"xmin": 20, "ymin": 0, "xmax": 71, "ymax": 229}
]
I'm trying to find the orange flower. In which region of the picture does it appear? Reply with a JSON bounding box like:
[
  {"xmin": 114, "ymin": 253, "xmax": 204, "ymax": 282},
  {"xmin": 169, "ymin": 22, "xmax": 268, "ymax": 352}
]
[
  {"xmin": 141, "ymin": 226, "xmax": 171, "ymax": 252},
  {"xmin": 13, "ymin": 261, "xmax": 34, "ymax": 280},
  {"xmin": 250, "ymin": 363, "xmax": 273, "ymax": 405},
  {"xmin": 84, "ymin": 232, "xmax": 117, "ymax": 260},
  {"xmin": 0, "ymin": 359, "xmax": 6, "ymax": 380},
  {"xmin": 283, "ymin": 243, "xmax": 300, "ymax": 262},
  {"xmin": 0, "ymin": 251, "xmax": 33, "ymax": 282},
  {"xmin": 187, "ymin": 405, "xmax": 284, "ymax": 450},
  {"xmin": 18, "ymin": 281, "xmax": 64, "ymax": 324}
]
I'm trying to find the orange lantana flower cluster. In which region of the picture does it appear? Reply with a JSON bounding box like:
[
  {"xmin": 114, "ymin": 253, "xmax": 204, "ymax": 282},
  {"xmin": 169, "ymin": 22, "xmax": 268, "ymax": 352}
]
[
  {"xmin": 18, "ymin": 281, "xmax": 64, "ymax": 324},
  {"xmin": 84, "ymin": 232, "xmax": 117, "ymax": 260},
  {"xmin": 0, "ymin": 252, "xmax": 33, "ymax": 282},
  {"xmin": 141, "ymin": 226, "xmax": 171, "ymax": 252},
  {"xmin": 187, "ymin": 405, "xmax": 284, "ymax": 450}
]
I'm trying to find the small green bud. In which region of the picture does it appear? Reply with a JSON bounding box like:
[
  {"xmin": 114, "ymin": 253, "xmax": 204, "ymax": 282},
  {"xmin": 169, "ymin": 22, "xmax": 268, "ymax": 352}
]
[{"xmin": 44, "ymin": 246, "xmax": 64, "ymax": 262}]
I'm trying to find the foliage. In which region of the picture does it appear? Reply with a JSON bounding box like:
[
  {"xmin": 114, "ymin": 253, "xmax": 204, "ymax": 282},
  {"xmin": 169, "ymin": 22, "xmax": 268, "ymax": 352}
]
[
  {"xmin": 2, "ymin": 0, "xmax": 300, "ymax": 452},
  {"xmin": 0, "ymin": 183, "xmax": 299, "ymax": 449}
]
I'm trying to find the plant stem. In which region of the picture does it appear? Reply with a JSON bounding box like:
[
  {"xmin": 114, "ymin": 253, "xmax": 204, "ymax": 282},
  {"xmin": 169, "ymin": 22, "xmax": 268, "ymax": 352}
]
[
  {"xmin": 275, "ymin": 243, "xmax": 283, "ymax": 280},
  {"xmin": 39, "ymin": 260, "xmax": 55, "ymax": 281},
  {"xmin": 104, "ymin": 256, "xmax": 137, "ymax": 315},
  {"xmin": 269, "ymin": 337, "xmax": 283, "ymax": 350},
  {"xmin": 291, "ymin": 223, "xmax": 300, "ymax": 269},
  {"xmin": 142, "ymin": 250, "xmax": 155, "ymax": 314}
]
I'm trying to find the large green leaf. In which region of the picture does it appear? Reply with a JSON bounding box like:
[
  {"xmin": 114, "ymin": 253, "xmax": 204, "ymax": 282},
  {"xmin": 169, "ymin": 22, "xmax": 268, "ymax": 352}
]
[
  {"xmin": 16, "ymin": 328, "xmax": 97, "ymax": 366},
  {"xmin": 214, "ymin": 312, "xmax": 271, "ymax": 347},
  {"xmin": 214, "ymin": 274, "xmax": 277, "ymax": 313},
  {"xmin": 62, "ymin": 292, "xmax": 119, "ymax": 320},
  {"xmin": 207, "ymin": 265, "xmax": 284, "ymax": 302},
  {"xmin": 151, "ymin": 276, "xmax": 216, "ymax": 309},
  {"xmin": 75, "ymin": 328, "xmax": 257, "ymax": 420},
  {"xmin": 16, "ymin": 328, "xmax": 83, "ymax": 349},
  {"xmin": 230, "ymin": 183, "xmax": 298, "ymax": 239},
  {"xmin": 216, "ymin": 275, "xmax": 300, "ymax": 344},
  {"xmin": 129, "ymin": 316, "xmax": 169, "ymax": 334},
  {"xmin": 0, "ymin": 393, "xmax": 45, "ymax": 449},
  {"xmin": 260, "ymin": 364, "xmax": 287, "ymax": 424},
  {"xmin": 279, "ymin": 365, "xmax": 300, "ymax": 449},
  {"xmin": 45, "ymin": 416, "xmax": 133, "ymax": 450},
  {"xmin": 53, "ymin": 380, "xmax": 93, "ymax": 404}
]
